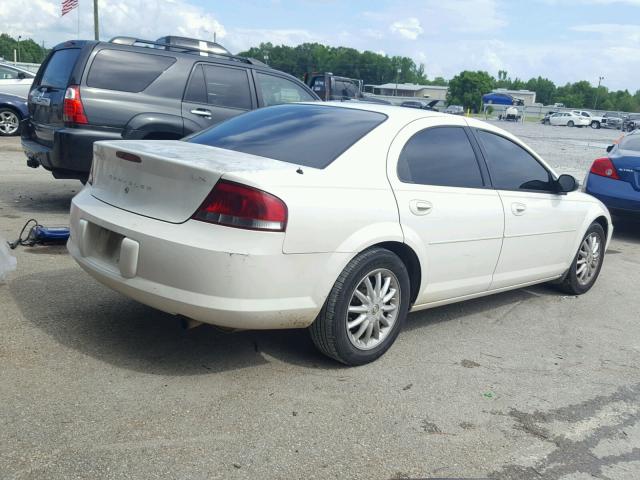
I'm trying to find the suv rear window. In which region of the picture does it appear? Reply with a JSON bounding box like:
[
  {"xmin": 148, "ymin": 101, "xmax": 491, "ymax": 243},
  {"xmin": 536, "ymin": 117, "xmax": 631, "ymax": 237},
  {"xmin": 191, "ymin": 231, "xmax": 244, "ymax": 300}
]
[
  {"xmin": 40, "ymin": 48, "xmax": 81, "ymax": 89},
  {"xmin": 188, "ymin": 104, "xmax": 386, "ymax": 168},
  {"xmin": 87, "ymin": 49, "xmax": 176, "ymax": 93}
]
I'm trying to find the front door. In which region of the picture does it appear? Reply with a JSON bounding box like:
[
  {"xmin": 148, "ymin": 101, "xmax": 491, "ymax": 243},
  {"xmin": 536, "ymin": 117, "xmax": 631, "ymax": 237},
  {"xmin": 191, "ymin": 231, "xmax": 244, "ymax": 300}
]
[
  {"xmin": 388, "ymin": 117, "xmax": 504, "ymax": 305},
  {"xmin": 181, "ymin": 63, "xmax": 255, "ymax": 135},
  {"xmin": 473, "ymin": 128, "xmax": 583, "ymax": 288}
]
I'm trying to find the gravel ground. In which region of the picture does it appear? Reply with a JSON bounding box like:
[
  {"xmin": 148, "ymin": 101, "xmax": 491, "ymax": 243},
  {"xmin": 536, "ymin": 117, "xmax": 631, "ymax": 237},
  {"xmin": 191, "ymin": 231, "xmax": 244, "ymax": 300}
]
[{"xmin": 1, "ymin": 122, "xmax": 639, "ymax": 480}]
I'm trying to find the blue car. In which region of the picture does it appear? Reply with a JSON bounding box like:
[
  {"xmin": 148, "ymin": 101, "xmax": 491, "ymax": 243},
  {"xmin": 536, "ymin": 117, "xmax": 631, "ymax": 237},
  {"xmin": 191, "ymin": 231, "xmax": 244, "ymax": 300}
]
[
  {"xmin": 585, "ymin": 131, "xmax": 640, "ymax": 217},
  {"xmin": 482, "ymin": 92, "xmax": 524, "ymax": 106},
  {"xmin": 0, "ymin": 92, "xmax": 28, "ymax": 136}
]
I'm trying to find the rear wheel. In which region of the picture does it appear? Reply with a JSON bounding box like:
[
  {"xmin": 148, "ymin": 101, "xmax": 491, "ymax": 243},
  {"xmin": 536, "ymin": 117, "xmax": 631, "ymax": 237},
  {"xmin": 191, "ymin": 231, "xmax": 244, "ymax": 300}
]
[
  {"xmin": 0, "ymin": 108, "xmax": 20, "ymax": 136},
  {"xmin": 309, "ymin": 248, "xmax": 410, "ymax": 365},
  {"xmin": 567, "ymin": 120, "xmax": 575, "ymax": 127},
  {"xmin": 558, "ymin": 223, "xmax": 605, "ymax": 295}
]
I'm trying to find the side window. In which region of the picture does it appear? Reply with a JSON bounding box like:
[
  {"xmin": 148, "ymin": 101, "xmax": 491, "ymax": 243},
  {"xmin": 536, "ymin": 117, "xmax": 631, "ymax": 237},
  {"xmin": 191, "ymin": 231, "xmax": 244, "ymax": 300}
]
[
  {"xmin": 87, "ymin": 50, "xmax": 176, "ymax": 93},
  {"xmin": 184, "ymin": 65, "xmax": 207, "ymax": 103},
  {"xmin": 202, "ymin": 65, "xmax": 252, "ymax": 110},
  {"xmin": 255, "ymin": 72, "xmax": 315, "ymax": 106},
  {"xmin": 0, "ymin": 66, "xmax": 18, "ymax": 79},
  {"xmin": 397, "ymin": 127, "xmax": 484, "ymax": 188},
  {"xmin": 476, "ymin": 130, "xmax": 554, "ymax": 192}
]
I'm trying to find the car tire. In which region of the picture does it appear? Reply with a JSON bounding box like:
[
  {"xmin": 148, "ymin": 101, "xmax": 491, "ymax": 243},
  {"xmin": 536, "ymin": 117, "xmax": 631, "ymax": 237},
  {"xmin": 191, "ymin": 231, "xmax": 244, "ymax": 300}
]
[
  {"xmin": 0, "ymin": 107, "xmax": 21, "ymax": 137},
  {"xmin": 557, "ymin": 222, "xmax": 606, "ymax": 295},
  {"xmin": 591, "ymin": 121, "xmax": 600, "ymax": 129},
  {"xmin": 567, "ymin": 120, "xmax": 575, "ymax": 127},
  {"xmin": 309, "ymin": 247, "xmax": 410, "ymax": 366}
]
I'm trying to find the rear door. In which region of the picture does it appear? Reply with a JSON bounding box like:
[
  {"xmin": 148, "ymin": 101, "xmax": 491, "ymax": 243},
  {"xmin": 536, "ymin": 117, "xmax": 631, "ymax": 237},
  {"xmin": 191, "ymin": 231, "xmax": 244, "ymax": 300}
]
[
  {"xmin": 388, "ymin": 117, "xmax": 504, "ymax": 304},
  {"xmin": 28, "ymin": 47, "xmax": 83, "ymax": 146},
  {"xmin": 181, "ymin": 63, "xmax": 255, "ymax": 134}
]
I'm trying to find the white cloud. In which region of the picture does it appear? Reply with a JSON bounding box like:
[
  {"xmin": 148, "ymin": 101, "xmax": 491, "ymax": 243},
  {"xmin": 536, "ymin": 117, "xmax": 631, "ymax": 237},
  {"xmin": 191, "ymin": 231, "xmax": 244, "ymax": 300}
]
[{"xmin": 390, "ymin": 17, "xmax": 423, "ymax": 40}]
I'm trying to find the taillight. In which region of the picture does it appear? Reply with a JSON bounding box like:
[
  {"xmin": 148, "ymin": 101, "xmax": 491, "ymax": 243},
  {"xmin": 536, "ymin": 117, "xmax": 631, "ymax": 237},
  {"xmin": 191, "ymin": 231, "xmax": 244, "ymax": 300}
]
[
  {"xmin": 193, "ymin": 180, "xmax": 287, "ymax": 232},
  {"xmin": 590, "ymin": 157, "xmax": 620, "ymax": 180},
  {"xmin": 63, "ymin": 85, "xmax": 88, "ymax": 124}
]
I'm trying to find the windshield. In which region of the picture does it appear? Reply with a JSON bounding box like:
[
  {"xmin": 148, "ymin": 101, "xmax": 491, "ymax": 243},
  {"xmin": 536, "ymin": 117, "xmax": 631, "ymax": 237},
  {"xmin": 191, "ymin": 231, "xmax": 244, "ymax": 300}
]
[
  {"xmin": 620, "ymin": 135, "xmax": 640, "ymax": 152},
  {"xmin": 188, "ymin": 104, "xmax": 387, "ymax": 168}
]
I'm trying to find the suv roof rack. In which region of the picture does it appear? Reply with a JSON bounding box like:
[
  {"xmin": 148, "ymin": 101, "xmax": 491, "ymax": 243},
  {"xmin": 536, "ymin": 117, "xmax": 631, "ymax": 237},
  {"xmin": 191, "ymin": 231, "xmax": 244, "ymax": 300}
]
[{"xmin": 108, "ymin": 36, "xmax": 267, "ymax": 66}]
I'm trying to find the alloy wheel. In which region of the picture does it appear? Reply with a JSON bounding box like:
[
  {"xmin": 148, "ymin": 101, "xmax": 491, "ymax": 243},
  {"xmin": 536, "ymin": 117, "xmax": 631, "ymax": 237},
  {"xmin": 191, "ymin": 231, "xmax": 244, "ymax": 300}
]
[
  {"xmin": 576, "ymin": 233, "xmax": 601, "ymax": 286},
  {"xmin": 0, "ymin": 110, "xmax": 19, "ymax": 135},
  {"xmin": 346, "ymin": 268, "xmax": 401, "ymax": 350}
]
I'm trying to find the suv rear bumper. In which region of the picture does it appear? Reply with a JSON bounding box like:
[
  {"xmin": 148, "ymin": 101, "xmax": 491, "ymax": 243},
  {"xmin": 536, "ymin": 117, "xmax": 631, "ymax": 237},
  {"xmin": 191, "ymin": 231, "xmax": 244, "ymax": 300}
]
[{"xmin": 22, "ymin": 126, "xmax": 122, "ymax": 180}]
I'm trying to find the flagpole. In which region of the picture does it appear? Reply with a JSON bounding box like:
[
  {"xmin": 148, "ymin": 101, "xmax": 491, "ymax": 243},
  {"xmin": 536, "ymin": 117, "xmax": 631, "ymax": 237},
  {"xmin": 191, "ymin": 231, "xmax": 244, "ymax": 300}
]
[
  {"xmin": 93, "ymin": 0, "xmax": 99, "ymax": 40},
  {"xmin": 77, "ymin": 0, "xmax": 80, "ymax": 39}
]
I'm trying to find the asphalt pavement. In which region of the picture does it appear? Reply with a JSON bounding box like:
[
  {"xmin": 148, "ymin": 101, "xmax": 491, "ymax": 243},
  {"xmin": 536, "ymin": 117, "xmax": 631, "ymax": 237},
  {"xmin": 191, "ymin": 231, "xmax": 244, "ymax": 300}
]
[{"xmin": 1, "ymin": 123, "xmax": 640, "ymax": 480}]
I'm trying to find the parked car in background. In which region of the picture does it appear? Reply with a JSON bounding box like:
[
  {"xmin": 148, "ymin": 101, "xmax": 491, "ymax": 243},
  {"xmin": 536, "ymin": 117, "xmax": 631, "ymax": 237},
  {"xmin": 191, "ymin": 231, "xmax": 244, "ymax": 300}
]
[
  {"xmin": 541, "ymin": 110, "xmax": 557, "ymax": 124},
  {"xmin": 572, "ymin": 110, "xmax": 604, "ymax": 129},
  {"xmin": 585, "ymin": 130, "xmax": 640, "ymax": 217},
  {"xmin": 444, "ymin": 105, "xmax": 464, "ymax": 115},
  {"xmin": 68, "ymin": 102, "xmax": 611, "ymax": 365},
  {"xmin": 601, "ymin": 112, "xmax": 624, "ymax": 130},
  {"xmin": 482, "ymin": 92, "xmax": 524, "ymax": 106},
  {"xmin": 22, "ymin": 36, "xmax": 318, "ymax": 182},
  {"xmin": 548, "ymin": 112, "xmax": 590, "ymax": 127},
  {"xmin": 498, "ymin": 106, "xmax": 521, "ymax": 122},
  {"xmin": 0, "ymin": 92, "xmax": 28, "ymax": 136},
  {"xmin": 0, "ymin": 62, "xmax": 35, "ymax": 97},
  {"xmin": 399, "ymin": 99, "xmax": 439, "ymax": 111},
  {"xmin": 305, "ymin": 72, "xmax": 363, "ymax": 101},
  {"xmin": 623, "ymin": 113, "xmax": 640, "ymax": 132}
]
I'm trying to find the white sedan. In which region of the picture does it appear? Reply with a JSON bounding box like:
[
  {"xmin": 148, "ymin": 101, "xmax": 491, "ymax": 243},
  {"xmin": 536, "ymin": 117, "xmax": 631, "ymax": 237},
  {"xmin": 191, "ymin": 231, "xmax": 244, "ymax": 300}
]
[
  {"xmin": 68, "ymin": 103, "xmax": 612, "ymax": 365},
  {"xmin": 548, "ymin": 111, "xmax": 591, "ymax": 127}
]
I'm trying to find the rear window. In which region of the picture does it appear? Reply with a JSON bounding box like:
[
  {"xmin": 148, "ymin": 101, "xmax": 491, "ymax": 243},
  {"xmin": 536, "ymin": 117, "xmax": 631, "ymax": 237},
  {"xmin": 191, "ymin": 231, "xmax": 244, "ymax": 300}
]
[
  {"xmin": 40, "ymin": 48, "xmax": 81, "ymax": 89},
  {"xmin": 188, "ymin": 104, "xmax": 387, "ymax": 168},
  {"xmin": 87, "ymin": 49, "xmax": 176, "ymax": 93}
]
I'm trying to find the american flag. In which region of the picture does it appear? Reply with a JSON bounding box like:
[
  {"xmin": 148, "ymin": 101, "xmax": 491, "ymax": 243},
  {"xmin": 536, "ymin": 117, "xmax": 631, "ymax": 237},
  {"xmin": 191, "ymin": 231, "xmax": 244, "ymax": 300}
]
[{"xmin": 61, "ymin": 0, "xmax": 78, "ymax": 16}]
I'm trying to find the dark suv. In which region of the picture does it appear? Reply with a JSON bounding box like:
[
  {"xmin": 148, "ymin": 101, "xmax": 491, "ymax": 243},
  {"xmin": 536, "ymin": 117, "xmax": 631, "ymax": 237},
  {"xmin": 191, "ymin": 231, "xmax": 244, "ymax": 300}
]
[
  {"xmin": 623, "ymin": 113, "xmax": 640, "ymax": 132},
  {"xmin": 21, "ymin": 36, "xmax": 319, "ymax": 182}
]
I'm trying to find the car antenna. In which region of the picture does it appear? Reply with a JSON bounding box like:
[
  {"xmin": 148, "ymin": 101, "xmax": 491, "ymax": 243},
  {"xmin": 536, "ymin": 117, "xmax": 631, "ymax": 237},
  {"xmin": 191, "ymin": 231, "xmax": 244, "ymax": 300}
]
[{"xmin": 296, "ymin": 167, "xmax": 304, "ymax": 174}]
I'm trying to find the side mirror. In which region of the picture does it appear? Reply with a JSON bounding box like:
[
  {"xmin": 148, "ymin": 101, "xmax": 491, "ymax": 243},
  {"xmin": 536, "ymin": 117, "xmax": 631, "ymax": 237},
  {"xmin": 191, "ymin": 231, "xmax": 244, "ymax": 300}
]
[
  {"xmin": 17, "ymin": 72, "xmax": 26, "ymax": 79},
  {"xmin": 606, "ymin": 144, "xmax": 614, "ymax": 153},
  {"xmin": 557, "ymin": 174, "xmax": 579, "ymax": 193}
]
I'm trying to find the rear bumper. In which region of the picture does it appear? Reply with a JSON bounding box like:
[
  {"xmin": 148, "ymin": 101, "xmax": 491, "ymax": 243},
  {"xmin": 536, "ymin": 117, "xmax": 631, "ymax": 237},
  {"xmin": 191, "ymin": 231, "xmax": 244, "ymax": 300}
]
[
  {"xmin": 68, "ymin": 189, "xmax": 348, "ymax": 329},
  {"xmin": 585, "ymin": 173, "xmax": 640, "ymax": 215},
  {"xmin": 21, "ymin": 125, "xmax": 122, "ymax": 179}
]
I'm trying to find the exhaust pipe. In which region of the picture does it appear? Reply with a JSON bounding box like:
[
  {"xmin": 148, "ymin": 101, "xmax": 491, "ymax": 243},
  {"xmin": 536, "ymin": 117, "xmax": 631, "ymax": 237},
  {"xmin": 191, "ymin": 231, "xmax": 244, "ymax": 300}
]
[{"xmin": 179, "ymin": 316, "xmax": 204, "ymax": 330}]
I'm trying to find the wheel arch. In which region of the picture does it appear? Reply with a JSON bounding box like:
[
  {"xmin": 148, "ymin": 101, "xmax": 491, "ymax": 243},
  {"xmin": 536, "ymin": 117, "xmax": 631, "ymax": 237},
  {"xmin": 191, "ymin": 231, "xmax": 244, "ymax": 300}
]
[{"xmin": 373, "ymin": 241, "xmax": 422, "ymax": 305}]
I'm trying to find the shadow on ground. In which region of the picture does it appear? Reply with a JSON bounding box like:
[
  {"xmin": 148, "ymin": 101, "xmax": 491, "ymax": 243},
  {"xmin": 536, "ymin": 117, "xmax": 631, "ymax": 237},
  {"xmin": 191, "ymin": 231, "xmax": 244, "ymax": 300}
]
[
  {"xmin": 0, "ymin": 182, "xmax": 78, "ymax": 215},
  {"xmin": 612, "ymin": 217, "xmax": 640, "ymax": 245},
  {"xmin": 10, "ymin": 265, "xmax": 546, "ymax": 376}
]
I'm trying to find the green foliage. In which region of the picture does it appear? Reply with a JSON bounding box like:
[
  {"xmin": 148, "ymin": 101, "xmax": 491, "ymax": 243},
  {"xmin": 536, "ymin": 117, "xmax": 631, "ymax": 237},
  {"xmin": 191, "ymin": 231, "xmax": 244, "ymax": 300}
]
[
  {"xmin": 0, "ymin": 33, "xmax": 48, "ymax": 63},
  {"xmin": 238, "ymin": 42, "xmax": 432, "ymax": 85},
  {"xmin": 447, "ymin": 70, "xmax": 494, "ymax": 112}
]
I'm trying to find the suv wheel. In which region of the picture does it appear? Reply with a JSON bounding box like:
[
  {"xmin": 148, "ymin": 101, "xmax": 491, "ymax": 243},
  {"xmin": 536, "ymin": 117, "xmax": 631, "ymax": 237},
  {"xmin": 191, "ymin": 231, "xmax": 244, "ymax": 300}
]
[
  {"xmin": 309, "ymin": 248, "xmax": 410, "ymax": 365},
  {"xmin": 567, "ymin": 120, "xmax": 575, "ymax": 127},
  {"xmin": 591, "ymin": 121, "xmax": 600, "ymax": 129},
  {"xmin": 0, "ymin": 108, "xmax": 20, "ymax": 136}
]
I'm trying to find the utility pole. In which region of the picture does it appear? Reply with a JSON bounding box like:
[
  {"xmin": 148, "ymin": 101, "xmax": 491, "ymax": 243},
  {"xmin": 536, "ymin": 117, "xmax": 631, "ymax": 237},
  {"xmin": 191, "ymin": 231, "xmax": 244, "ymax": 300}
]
[
  {"xmin": 93, "ymin": 0, "xmax": 100, "ymax": 40},
  {"xmin": 594, "ymin": 76, "xmax": 604, "ymax": 110},
  {"xmin": 17, "ymin": 36, "xmax": 21, "ymax": 63},
  {"xmin": 394, "ymin": 67, "xmax": 401, "ymax": 96}
]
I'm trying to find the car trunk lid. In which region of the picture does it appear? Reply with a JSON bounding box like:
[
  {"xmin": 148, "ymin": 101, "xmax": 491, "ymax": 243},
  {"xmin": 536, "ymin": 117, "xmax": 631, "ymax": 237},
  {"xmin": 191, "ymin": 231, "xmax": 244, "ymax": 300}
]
[
  {"xmin": 90, "ymin": 140, "xmax": 292, "ymax": 223},
  {"xmin": 611, "ymin": 150, "xmax": 640, "ymax": 191}
]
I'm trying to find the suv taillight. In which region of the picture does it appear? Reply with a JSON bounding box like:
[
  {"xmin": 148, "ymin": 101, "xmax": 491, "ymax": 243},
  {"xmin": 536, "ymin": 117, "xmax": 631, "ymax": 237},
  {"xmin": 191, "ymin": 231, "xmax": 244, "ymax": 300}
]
[
  {"xmin": 63, "ymin": 85, "xmax": 88, "ymax": 124},
  {"xmin": 193, "ymin": 180, "xmax": 287, "ymax": 232},
  {"xmin": 590, "ymin": 157, "xmax": 620, "ymax": 180}
]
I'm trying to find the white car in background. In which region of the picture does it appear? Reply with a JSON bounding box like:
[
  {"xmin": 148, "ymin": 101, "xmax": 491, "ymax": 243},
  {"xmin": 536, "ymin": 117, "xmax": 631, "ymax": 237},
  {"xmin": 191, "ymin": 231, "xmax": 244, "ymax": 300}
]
[
  {"xmin": 572, "ymin": 110, "xmax": 605, "ymax": 129},
  {"xmin": 549, "ymin": 112, "xmax": 590, "ymax": 127},
  {"xmin": 68, "ymin": 103, "xmax": 612, "ymax": 365},
  {"xmin": 0, "ymin": 63, "xmax": 35, "ymax": 98}
]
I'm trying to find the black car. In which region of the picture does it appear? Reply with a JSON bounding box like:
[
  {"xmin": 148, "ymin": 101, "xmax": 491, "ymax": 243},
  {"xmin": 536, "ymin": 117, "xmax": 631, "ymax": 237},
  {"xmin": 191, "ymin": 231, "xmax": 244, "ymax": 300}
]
[
  {"xmin": 623, "ymin": 113, "xmax": 640, "ymax": 132},
  {"xmin": 21, "ymin": 36, "xmax": 319, "ymax": 182}
]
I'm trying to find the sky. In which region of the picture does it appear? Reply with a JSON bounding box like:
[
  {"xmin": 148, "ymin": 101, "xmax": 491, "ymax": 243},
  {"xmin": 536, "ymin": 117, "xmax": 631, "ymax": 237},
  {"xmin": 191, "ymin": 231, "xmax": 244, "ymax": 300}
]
[{"xmin": 0, "ymin": 0, "xmax": 639, "ymax": 91}]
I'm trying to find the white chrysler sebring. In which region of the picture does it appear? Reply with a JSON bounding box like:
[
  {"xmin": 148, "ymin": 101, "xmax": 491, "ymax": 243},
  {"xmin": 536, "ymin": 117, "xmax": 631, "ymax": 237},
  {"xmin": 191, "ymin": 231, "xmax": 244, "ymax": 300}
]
[{"xmin": 68, "ymin": 103, "xmax": 612, "ymax": 365}]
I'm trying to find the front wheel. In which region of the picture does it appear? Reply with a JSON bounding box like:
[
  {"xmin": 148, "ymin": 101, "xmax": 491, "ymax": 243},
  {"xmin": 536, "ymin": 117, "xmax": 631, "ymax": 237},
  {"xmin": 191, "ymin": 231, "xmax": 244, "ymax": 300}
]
[
  {"xmin": 558, "ymin": 223, "xmax": 606, "ymax": 295},
  {"xmin": 591, "ymin": 121, "xmax": 601, "ymax": 129},
  {"xmin": 567, "ymin": 120, "xmax": 575, "ymax": 127},
  {"xmin": 309, "ymin": 248, "xmax": 410, "ymax": 365}
]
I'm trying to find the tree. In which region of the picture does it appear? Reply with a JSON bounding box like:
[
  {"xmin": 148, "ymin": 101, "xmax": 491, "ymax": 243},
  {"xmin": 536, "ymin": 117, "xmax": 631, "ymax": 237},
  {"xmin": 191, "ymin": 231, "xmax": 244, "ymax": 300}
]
[
  {"xmin": 0, "ymin": 33, "xmax": 48, "ymax": 63},
  {"xmin": 447, "ymin": 70, "xmax": 494, "ymax": 111}
]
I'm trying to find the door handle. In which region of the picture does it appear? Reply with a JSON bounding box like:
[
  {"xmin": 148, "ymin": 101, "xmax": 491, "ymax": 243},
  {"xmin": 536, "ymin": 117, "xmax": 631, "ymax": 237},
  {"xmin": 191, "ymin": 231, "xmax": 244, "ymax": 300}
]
[
  {"xmin": 511, "ymin": 202, "xmax": 527, "ymax": 215},
  {"xmin": 409, "ymin": 200, "xmax": 433, "ymax": 216},
  {"xmin": 190, "ymin": 108, "xmax": 212, "ymax": 118}
]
